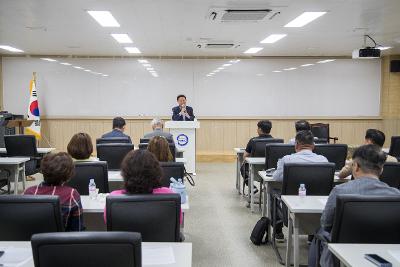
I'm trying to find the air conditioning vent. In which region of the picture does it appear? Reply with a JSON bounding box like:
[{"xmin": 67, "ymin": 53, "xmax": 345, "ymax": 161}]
[
  {"xmin": 205, "ymin": 43, "xmax": 234, "ymax": 49},
  {"xmin": 221, "ymin": 9, "xmax": 272, "ymax": 21}
]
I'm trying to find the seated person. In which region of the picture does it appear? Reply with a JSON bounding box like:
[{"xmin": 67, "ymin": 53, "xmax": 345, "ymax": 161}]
[
  {"xmin": 105, "ymin": 149, "xmax": 182, "ymax": 223},
  {"xmin": 309, "ymin": 144, "xmax": 400, "ymax": 267},
  {"xmin": 144, "ymin": 118, "xmax": 173, "ymax": 142},
  {"xmin": 271, "ymin": 130, "xmax": 328, "ymax": 241},
  {"xmin": 338, "ymin": 129, "xmax": 397, "ymax": 178},
  {"xmin": 148, "ymin": 136, "xmax": 174, "ymax": 162},
  {"xmin": 67, "ymin": 132, "xmax": 98, "ymax": 161},
  {"xmin": 24, "ymin": 152, "xmax": 84, "ymax": 231},
  {"xmin": 102, "ymin": 117, "xmax": 132, "ymax": 143},
  {"xmin": 288, "ymin": 120, "xmax": 311, "ymax": 144},
  {"xmin": 241, "ymin": 120, "xmax": 273, "ymax": 190}
]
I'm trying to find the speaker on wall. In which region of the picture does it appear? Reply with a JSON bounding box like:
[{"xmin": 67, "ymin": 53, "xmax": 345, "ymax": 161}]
[{"xmin": 390, "ymin": 60, "xmax": 400, "ymax": 72}]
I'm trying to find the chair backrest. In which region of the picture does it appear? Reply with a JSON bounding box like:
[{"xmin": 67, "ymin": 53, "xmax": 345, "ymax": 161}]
[
  {"xmin": 251, "ymin": 138, "xmax": 284, "ymax": 157},
  {"xmin": 4, "ymin": 134, "xmax": 37, "ymax": 156},
  {"xmin": 313, "ymin": 144, "xmax": 348, "ymax": 170},
  {"xmin": 96, "ymin": 137, "xmax": 131, "ymax": 144},
  {"xmin": 380, "ymin": 162, "xmax": 400, "ymax": 189},
  {"xmin": 0, "ymin": 195, "xmax": 63, "ymax": 241},
  {"xmin": 331, "ymin": 195, "xmax": 400, "ymax": 243},
  {"xmin": 282, "ymin": 163, "xmax": 335, "ymax": 195},
  {"xmin": 159, "ymin": 162, "xmax": 185, "ymax": 187},
  {"xmin": 96, "ymin": 143, "xmax": 134, "ymax": 170},
  {"xmin": 140, "ymin": 137, "xmax": 174, "ymax": 144},
  {"xmin": 66, "ymin": 161, "xmax": 109, "ymax": 195},
  {"xmin": 106, "ymin": 194, "xmax": 180, "ymax": 242},
  {"xmin": 389, "ymin": 136, "xmax": 400, "ymax": 158},
  {"xmin": 265, "ymin": 144, "xmax": 295, "ymax": 169},
  {"xmin": 31, "ymin": 232, "xmax": 141, "ymax": 267},
  {"xmin": 138, "ymin": 143, "xmax": 176, "ymax": 161},
  {"xmin": 310, "ymin": 123, "xmax": 330, "ymax": 140}
]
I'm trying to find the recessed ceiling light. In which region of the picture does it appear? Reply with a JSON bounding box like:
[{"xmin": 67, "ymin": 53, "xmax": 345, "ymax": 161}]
[
  {"xmin": 73, "ymin": 66, "xmax": 83, "ymax": 69},
  {"xmin": 125, "ymin": 47, "xmax": 141, "ymax": 54},
  {"xmin": 260, "ymin": 34, "xmax": 287, "ymax": 44},
  {"xmin": 229, "ymin": 59, "xmax": 240, "ymax": 63},
  {"xmin": 41, "ymin": 58, "xmax": 57, "ymax": 62},
  {"xmin": 223, "ymin": 64, "xmax": 232, "ymax": 67},
  {"xmin": 102, "ymin": 74, "xmax": 109, "ymax": 77},
  {"xmin": 138, "ymin": 59, "xmax": 148, "ymax": 63},
  {"xmin": 317, "ymin": 59, "xmax": 335, "ymax": 64},
  {"xmin": 60, "ymin": 62, "xmax": 71, "ymax": 66},
  {"xmin": 244, "ymin": 47, "xmax": 263, "ymax": 54},
  {"xmin": 378, "ymin": 46, "xmax": 392, "ymax": 50},
  {"xmin": 283, "ymin": 67, "xmax": 297, "ymax": 71},
  {"xmin": 151, "ymin": 73, "xmax": 158, "ymax": 77},
  {"xmin": 142, "ymin": 64, "xmax": 151, "ymax": 67},
  {"xmin": 217, "ymin": 67, "xmax": 224, "ymax": 70},
  {"xmin": 256, "ymin": 73, "xmax": 264, "ymax": 76},
  {"xmin": 206, "ymin": 74, "xmax": 212, "ymax": 77},
  {"xmin": 147, "ymin": 67, "xmax": 154, "ymax": 71},
  {"xmin": 301, "ymin": 64, "xmax": 314, "ymax": 67},
  {"xmin": 0, "ymin": 45, "xmax": 24, "ymax": 53},
  {"xmin": 284, "ymin": 12, "xmax": 327, "ymax": 28},
  {"xmin": 272, "ymin": 70, "xmax": 282, "ymax": 73},
  {"xmin": 111, "ymin": 34, "xmax": 133, "ymax": 43},
  {"xmin": 84, "ymin": 69, "xmax": 91, "ymax": 72},
  {"xmin": 87, "ymin": 11, "xmax": 120, "ymax": 27}
]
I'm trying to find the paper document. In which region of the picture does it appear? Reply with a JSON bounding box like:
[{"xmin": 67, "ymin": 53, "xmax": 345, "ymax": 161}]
[
  {"xmin": 388, "ymin": 250, "xmax": 400, "ymax": 263},
  {"xmin": 0, "ymin": 247, "xmax": 32, "ymax": 267},
  {"xmin": 319, "ymin": 198, "xmax": 328, "ymax": 206},
  {"xmin": 142, "ymin": 245, "xmax": 176, "ymax": 265}
]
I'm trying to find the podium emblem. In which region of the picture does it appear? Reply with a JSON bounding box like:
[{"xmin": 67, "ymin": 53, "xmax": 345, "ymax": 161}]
[{"xmin": 176, "ymin": 134, "xmax": 189, "ymax": 146}]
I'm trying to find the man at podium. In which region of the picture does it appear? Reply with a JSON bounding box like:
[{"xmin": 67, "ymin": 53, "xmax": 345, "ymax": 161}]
[{"xmin": 172, "ymin": 94, "xmax": 195, "ymax": 121}]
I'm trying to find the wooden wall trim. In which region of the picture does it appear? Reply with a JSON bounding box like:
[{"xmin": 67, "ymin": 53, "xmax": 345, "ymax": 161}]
[{"xmin": 41, "ymin": 116, "xmax": 383, "ymax": 120}]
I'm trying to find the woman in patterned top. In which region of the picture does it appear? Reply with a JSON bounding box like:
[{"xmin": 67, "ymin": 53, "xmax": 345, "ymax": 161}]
[{"xmin": 24, "ymin": 152, "xmax": 84, "ymax": 231}]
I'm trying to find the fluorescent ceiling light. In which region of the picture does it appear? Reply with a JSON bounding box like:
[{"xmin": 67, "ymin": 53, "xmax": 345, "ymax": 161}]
[
  {"xmin": 84, "ymin": 69, "xmax": 91, "ymax": 72},
  {"xmin": 206, "ymin": 74, "xmax": 212, "ymax": 77},
  {"xmin": 284, "ymin": 12, "xmax": 327, "ymax": 28},
  {"xmin": 301, "ymin": 64, "xmax": 314, "ymax": 67},
  {"xmin": 317, "ymin": 59, "xmax": 335, "ymax": 64},
  {"xmin": 378, "ymin": 46, "xmax": 392, "ymax": 50},
  {"xmin": 146, "ymin": 67, "xmax": 154, "ymax": 70},
  {"xmin": 151, "ymin": 73, "xmax": 158, "ymax": 77},
  {"xmin": 41, "ymin": 58, "xmax": 57, "ymax": 62},
  {"xmin": 283, "ymin": 67, "xmax": 297, "ymax": 71},
  {"xmin": 111, "ymin": 34, "xmax": 133, "ymax": 43},
  {"xmin": 0, "ymin": 45, "xmax": 24, "ymax": 52},
  {"xmin": 149, "ymin": 70, "xmax": 156, "ymax": 73},
  {"xmin": 272, "ymin": 70, "xmax": 282, "ymax": 73},
  {"xmin": 60, "ymin": 62, "xmax": 71, "ymax": 66},
  {"xmin": 102, "ymin": 74, "xmax": 109, "ymax": 77},
  {"xmin": 73, "ymin": 66, "xmax": 83, "ymax": 69},
  {"xmin": 256, "ymin": 73, "xmax": 264, "ymax": 76},
  {"xmin": 260, "ymin": 34, "xmax": 287, "ymax": 44},
  {"xmin": 87, "ymin": 11, "xmax": 120, "ymax": 27},
  {"xmin": 214, "ymin": 70, "xmax": 220, "ymax": 73},
  {"xmin": 223, "ymin": 64, "xmax": 232, "ymax": 67},
  {"xmin": 138, "ymin": 59, "xmax": 148, "ymax": 63},
  {"xmin": 217, "ymin": 67, "xmax": 224, "ymax": 70},
  {"xmin": 142, "ymin": 64, "xmax": 151, "ymax": 67},
  {"xmin": 124, "ymin": 47, "xmax": 141, "ymax": 53},
  {"xmin": 244, "ymin": 47, "xmax": 263, "ymax": 54},
  {"xmin": 229, "ymin": 59, "xmax": 240, "ymax": 63}
]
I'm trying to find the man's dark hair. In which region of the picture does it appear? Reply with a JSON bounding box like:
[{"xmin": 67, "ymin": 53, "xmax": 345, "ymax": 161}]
[
  {"xmin": 67, "ymin": 132, "xmax": 93, "ymax": 160},
  {"xmin": 257, "ymin": 120, "xmax": 272, "ymax": 134},
  {"xmin": 176, "ymin": 94, "xmax": 186, "ymax": 101},
  {"xmin": 295, "ymin": 120, "xmax": 311, "ymax": 132},
  {"xmin": 41, "ymin": 152, "xmax": 75, "ymax": 185},
  {"xmin": 121, "ymin": 149, "xmax": 162, "ymax": 194},
  {"xmin": 113, "ymin": 117, "xmax": 126, "ymax": 129},
  {"xmin": 365, "ymin": 129, "xmax": 385, "ymax": 147},
  {"xmin": 352, "ymin": 144, "xmax": 387, "ymax": 176},
  {"xmin": 295, "ymin": 130, "xmax": 315, "ymax": 146}
]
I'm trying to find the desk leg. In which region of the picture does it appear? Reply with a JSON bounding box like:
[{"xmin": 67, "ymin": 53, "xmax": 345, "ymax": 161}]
[
  {"xmin": 262, "ymin": 181, "xmax": 268, "ymax": 217},
  {"xmin": 21, "ymin": 164, "xmax": 26, "ymax": 191},
  {"xmin": 13, "ymin": 166, "xmax": 19, "ymax": 195},
  {"xmin": 286, "ymin": 214, "xmax": 293, "ymax": 267},
  {"xmin": 236, "ymin": 155, "xmax": 240, "ymax": 194},
  {"xmin": 250, "ymin": 163, "xmax": 254, "ymax": 213},
  {"xmin": 293, "ymin": 214, "xmax": 300, "ymax": 267}
]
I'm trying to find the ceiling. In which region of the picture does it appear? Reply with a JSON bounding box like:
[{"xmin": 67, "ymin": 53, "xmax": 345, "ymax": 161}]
[{"xmin": 0, "ymin": 0, "xmax": 399, "ymax": 57}]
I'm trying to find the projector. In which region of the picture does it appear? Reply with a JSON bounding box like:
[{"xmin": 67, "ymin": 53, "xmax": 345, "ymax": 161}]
[{"xmin": 352, "ymin": 47, "xmax": 381, "ymax": 59}]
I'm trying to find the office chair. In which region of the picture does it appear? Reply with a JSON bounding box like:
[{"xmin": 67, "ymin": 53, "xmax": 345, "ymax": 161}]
[
  {"xmin": 265, "ymin": 144, "xmax": 295, "ymax": 170},
  {"xmin": 160, "ymin": 162, "xmax": 185, "ymax": 187},
  {"xmin": 138, "ymin": 143, "xmax": 176, "ymax": 161},
  {"xmin": 66, "ymin": 161, "xmax": 109, "ymax": 195},
  {"xmin": 31, "ymin": 232, "xmax": 141, "ymax": 267},
  {"xmin": 380, "ymin": 162, "xmax": 400, "ymax": 189},
  {"xmin": 251, "ymin": 138, "xmax": 284, "ymax": 157},
  {"xmin": 310, "ymin": 123, "xmax": 338, "ymax": 144},
  {"xmin": 140, "ymin": 137, "xmax": 174, "ymax": 144},
  {"xmin": 96, "ymin": 143, "xmax": 134, "ymax": 170},
  {"xmin": 389, "ymin": 136, "xmax": 400, "ymax": 161},
  {"xmin": 96, "ymin": 137, "xmax": 131, "ymax": 144},
  {"xmin": 0, "ymin": 195, "xmax": 63, "ymax": 241},
  {"xmin": 271, "ymin": 162, "xmax": 335, "ymax": 264},
  {"xmin": 106, "ymin": 194, "xmax": 181, "ymax": 242},
  {"xmin": 313, "ymin": 144, "xmax": 348, "ymax": 170}
]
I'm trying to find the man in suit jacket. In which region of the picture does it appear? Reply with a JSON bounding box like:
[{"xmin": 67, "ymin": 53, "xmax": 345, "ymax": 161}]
[
  {"xmin": 144, "ymin": 118, "xmax": 173, "ymax": 142},
  {"xmin": 172, "ymin": 94, "xmax": 195, "ymax": 121},
  {"xmin": 102, "ymin": 117, "xmax": 132, "ymax": 143}
]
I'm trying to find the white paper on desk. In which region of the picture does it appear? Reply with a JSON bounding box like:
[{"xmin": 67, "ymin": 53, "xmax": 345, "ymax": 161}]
[
  {"xmin": 319, "ymin": 198, "xmax": 328, "ymax": 206},
  {"xmin": 0, "ymin": 247, "xmax": 32, "ymax": 266},
  {"xmin": 142, "ymin": 246, "xmax": 176, "ymax": 265},
  {"xmin": 388, "ymin": 250, "xmax": 400, "ymax": 263}
]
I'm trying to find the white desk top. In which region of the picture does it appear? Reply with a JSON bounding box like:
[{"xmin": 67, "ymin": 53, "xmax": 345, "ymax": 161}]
[
  {"xmin": 234, "ymin": 147, "xmax": 245, "ymax": 153},
  {"xmin": 0, "ymin": 241, "xmax": 192, "ymax": 267},
  {"xmin": 81, "ymin": 195, "xmax": 190, "ymax": 212},
  {"xmin": 281, "ymin": 195, "xmax": 328, "ymax": 213},
  {"xmin": 0, "ymin": 147, "xmax": 55, "ymax": 154},
  {"xmin": 328, "ymin": 244, "xmax": 400, "ymax": 267},
  {"xmin": 258, "ymin": 170, "xmax": 351, "ymax": 183},
  {"xmin": 244, "ymin": 157, "xmax": 265, "ymax": 164},
  {"xmin": 0, "ymin": 157, "xmax": 30, "ymax": 164},
  {"xmin": 176, "ymin": 158, "xmax": 187, "ymax": 164}
]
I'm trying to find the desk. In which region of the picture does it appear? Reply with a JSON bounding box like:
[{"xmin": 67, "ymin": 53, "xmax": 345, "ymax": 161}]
[
  {"xmin": 0, "ymin": 157, "xmax": 30, "ymax": 195},
  {"xmin": 0, "ymin": 147, "xmax": 55, "ymax": 155},
  {"xmin": 282, "ymin": 195, "xmax": 328, "ymax": 267},
  {"xmin": 244, "ymin": 157, "xmax": 265, "ymax": 213},
  {"xmin": 0, "ymin": 241, "xmax": 192, "ymax": 267},
  {"xmin": 234, "ymin": 148, "xmax": 245, "ymax": 194},
  {"xmin": 328, "ymin": 244, "xmax": 400, "ymax": 267}
]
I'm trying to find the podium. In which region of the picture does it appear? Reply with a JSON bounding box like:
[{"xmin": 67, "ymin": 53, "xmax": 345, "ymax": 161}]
[
  {"xmin": 165, "ymin": 120, "xmax": 200, "ymax": 174},
  {"xmin": 2, "ymin": 119, "xmax": 34, "ymax": 134}
]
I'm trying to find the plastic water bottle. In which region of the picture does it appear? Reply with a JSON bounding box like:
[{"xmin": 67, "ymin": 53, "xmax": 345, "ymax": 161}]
[
  {"xmin": 298, "ymin": 184, "xmax": 307, "ymax": 197},
  {"xmin": 88, "ymin": 179, "xmax": 97, "ymax": 199}
]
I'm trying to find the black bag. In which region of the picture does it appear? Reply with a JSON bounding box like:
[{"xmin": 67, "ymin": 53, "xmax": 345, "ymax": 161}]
[{"xmin": 250, "ymin": 217, "xmax": 270, "ymax": 245}]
